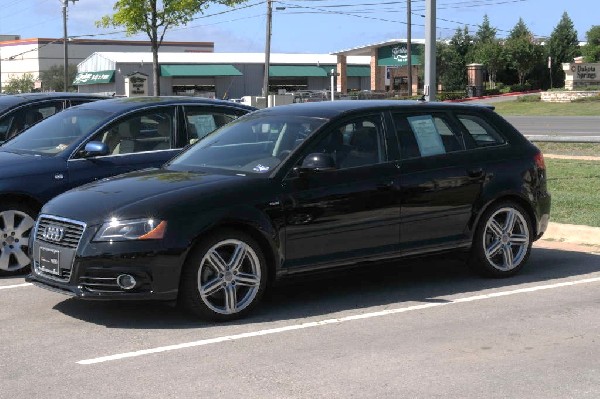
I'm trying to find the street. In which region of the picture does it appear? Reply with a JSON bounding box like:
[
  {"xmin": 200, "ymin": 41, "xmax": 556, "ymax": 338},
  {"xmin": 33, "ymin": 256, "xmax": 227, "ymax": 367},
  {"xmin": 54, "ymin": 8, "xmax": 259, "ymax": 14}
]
[{"xmin": 1, "ymin": 241, "xmax": 599, "ymax": 398}]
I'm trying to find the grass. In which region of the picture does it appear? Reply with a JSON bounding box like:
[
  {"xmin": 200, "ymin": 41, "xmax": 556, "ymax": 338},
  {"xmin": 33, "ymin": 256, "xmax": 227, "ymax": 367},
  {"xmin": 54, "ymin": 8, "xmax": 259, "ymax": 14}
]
[
  {"xmin": 545, "ymin": 158, "xmax": 600, "ymax": 227},
  {"xmin": 493, "ymin": 100, "xmax": 600, "ymax": 116},
  {"xmin": 535, "ymin": 142, "xmax": 600, "ymax": 157}
]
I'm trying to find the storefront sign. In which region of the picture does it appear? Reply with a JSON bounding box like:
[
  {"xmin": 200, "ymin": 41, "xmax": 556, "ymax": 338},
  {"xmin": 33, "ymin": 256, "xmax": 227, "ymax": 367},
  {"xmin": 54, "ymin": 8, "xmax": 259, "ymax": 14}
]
[
  {"xmin": 124, "ymin": 72, "xmax": 148, "ymax": 97},
  {"xmin": 73, "ymin": 70, "xmax": 115, "ymax": 85},
  {"xmin": 377, "ymin": 44, "xmax": 422, "ymax": 67}
]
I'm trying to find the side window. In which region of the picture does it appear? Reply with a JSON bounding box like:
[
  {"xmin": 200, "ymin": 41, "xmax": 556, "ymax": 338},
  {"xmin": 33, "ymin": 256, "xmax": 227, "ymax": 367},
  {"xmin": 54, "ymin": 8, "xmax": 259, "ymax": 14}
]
[
  {"xmin": 184, "ymin": 107, "xmax": 239, "ymax": 144},
  {"xmin": 302, "ymin": 115, "xmax": 386, "ymax": 169},
  {"xmin": 392, "ymin": 113, "xmax": 464, "ymax": 159},
  {"xmin": 457, "ymin": 114, "xmax": 504, "ymax": 147},
  {"xmin": 90, "ymin": 109, "xmax": 175, "ymax": 155},
  {"xmin": 1, "ymin": 102, "xmax": 63, "ymax": 141}
]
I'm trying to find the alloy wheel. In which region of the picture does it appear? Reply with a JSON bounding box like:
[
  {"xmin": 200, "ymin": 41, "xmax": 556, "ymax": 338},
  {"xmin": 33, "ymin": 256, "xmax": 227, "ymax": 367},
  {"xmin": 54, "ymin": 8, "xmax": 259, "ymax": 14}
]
[
  {"xmin": 0, "ymin": 210, "xmax": 35, "ymax": 272},
  {"xmin": 197, "ymin": 239, "xmax": 262, "ymax": 315},
  {"xmin": 483, "ymin": 207, "xmax": 530, "ymax": 271}
]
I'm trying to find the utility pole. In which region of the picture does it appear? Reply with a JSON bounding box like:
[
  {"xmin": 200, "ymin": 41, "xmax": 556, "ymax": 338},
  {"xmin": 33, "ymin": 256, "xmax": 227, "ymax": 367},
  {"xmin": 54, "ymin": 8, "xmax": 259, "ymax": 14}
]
[
  {"xmin": 62, "ymin": 0, "xmax": 78, "ymax": 92},
  {"xmin": 424, "ymin": 0, "xmax": 436, "ymax": 101},
  {"xmin": 262, "ymin": 0, "xmax": 272, "ymax": 99},
  {"xmin": 406, "ymin": 0, "xmax": 412, "ymax": 97}
]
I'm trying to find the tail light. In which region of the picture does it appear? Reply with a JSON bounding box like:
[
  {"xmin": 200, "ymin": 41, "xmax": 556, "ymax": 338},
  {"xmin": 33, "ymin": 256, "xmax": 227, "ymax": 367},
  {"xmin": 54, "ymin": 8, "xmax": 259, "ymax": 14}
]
[{"xmin": 534, "ymin": 151, "xmax": 545, "ymax": 170}]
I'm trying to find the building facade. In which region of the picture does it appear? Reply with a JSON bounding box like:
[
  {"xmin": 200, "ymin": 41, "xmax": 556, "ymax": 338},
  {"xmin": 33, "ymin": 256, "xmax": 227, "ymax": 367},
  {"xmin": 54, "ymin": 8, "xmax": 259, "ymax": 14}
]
[
  {"xmin": 75, "ymin": 52, "xmax": 371, "ymax": 98},
  {"xmin": 0, "ymin": 37, "xmax": 214, "ymax": 91}
]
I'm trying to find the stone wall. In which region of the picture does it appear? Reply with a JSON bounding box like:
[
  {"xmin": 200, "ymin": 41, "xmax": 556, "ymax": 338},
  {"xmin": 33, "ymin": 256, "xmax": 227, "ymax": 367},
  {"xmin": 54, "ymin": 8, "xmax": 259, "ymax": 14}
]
[{"xmin": 541, "ymin": 91, "xmax": 600, "ymax": 103}]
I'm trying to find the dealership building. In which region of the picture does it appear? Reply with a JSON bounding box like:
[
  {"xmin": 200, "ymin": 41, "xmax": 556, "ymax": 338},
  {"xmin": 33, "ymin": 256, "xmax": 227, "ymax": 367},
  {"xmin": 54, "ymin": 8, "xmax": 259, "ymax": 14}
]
[{"xmin": 0, "ymin": 36, "xmax": 424, "ymax": 98}]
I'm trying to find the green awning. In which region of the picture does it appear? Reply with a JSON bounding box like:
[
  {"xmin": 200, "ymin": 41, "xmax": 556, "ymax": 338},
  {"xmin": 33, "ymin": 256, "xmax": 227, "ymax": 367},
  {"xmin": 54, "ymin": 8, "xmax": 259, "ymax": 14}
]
[
  {"xmin": 346, "ymin": 66, "xmax": 370, "ymax": 77},
  {"xmin": 269, "ymin": 65, "xmax": 329, "ymax": 77},
  {"xmin": 73, "ymin": 70, "xmax": 115, "ymax": 85},
  {"xmin": 160, "ymin": 64, "xmax": 242, "ymax": 77},
  {"xmin": 269, "ymin": 65, "xmax": 370, "ymax": 78}
]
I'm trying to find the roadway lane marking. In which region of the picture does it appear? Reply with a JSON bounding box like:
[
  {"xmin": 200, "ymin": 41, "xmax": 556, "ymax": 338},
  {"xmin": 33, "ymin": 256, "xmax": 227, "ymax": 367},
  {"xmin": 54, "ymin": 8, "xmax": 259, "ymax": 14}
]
[
  {"xmin": 77, "ymin": 276, "xmax": 600, "ymax": 365},
  {"xmin": 0, "ymin": 283, "xmax": 32, "ymax": 290}
]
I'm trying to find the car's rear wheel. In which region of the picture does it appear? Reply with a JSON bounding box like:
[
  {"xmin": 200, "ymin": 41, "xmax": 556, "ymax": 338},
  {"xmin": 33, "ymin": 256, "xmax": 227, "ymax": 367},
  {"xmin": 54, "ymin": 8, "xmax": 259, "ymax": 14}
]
[
  {"xmin": 0, "ymin": 203, "xmax": 37, "ymax": 276},
  {"xmin": 470, "ymin": 201, "xmax": 533, "ymax": 277},
  {"xmin": 179, "ymin": 230, "xmax": 267, "ymax": 321}
]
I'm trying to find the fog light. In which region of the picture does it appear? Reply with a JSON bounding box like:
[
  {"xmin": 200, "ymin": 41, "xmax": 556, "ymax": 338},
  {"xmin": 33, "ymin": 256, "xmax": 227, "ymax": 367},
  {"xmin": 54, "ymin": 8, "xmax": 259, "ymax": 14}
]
[{"xmin": 116, "ymin": 274, "xmax": 137, "ymax": 290}]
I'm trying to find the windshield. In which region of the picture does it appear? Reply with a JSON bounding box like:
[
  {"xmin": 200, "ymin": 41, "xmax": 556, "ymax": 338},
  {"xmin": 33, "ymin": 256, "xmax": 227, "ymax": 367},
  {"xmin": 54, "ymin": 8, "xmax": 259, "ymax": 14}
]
[
  {"xmin": 168, "ymin": 114, "xmax": 328, "ymax": 174},
  {"xmin": 1, "ymin": 108, "xmax": 111, "ymax": 156}
]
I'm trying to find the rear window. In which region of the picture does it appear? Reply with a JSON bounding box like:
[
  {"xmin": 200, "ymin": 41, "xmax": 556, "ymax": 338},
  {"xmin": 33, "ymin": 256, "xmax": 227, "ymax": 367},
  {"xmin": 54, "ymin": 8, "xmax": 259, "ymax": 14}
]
[{"xmin": 457, "ymin": 114, "xmax": 505, "ymax": 147}]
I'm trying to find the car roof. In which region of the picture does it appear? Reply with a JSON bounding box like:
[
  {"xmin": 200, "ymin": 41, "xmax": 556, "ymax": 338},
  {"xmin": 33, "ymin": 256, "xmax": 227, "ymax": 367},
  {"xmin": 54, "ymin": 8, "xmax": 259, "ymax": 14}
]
[
  {"xmin": 0, "ymin": 92, "xmax": 109, "ymax": 108},
  {"xmin": 250, "ymin": 100, "xmax": 495, "ymax": 119},
  {"xmin": 74, "ymin": 96, "xmax": 257, "ymax": 114}
]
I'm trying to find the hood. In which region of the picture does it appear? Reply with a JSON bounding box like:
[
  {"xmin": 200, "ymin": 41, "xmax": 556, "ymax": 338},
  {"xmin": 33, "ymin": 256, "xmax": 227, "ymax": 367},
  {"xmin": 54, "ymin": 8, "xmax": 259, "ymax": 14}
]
[{"xmin": 41, "ymin": 168, "xmax": 256, "ymax": 225}]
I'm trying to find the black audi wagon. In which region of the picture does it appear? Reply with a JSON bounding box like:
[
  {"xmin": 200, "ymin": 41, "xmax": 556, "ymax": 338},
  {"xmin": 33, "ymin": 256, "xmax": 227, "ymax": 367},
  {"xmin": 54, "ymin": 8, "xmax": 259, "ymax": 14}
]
[
  {"xmin": 0, "ymin": 96, "xmax": 254, "ymax": 275},
  {"xmin": 27, "ymin": 101, "xmax": 551, "ymax": 320}
]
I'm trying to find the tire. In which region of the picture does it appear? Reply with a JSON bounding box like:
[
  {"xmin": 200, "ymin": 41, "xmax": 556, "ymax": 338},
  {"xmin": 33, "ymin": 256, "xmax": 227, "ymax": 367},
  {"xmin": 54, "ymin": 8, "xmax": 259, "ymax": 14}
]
[
  {"xmin": 469, "ymin": 201, "xmax": 533, "ymax": 278},
  {"xmin": 178, "ymin": 229, "xmax": 268, "ymax": 321},
  {"xmin": 0, "ymin": 202, "xmax": 37, "ymax": 276}
]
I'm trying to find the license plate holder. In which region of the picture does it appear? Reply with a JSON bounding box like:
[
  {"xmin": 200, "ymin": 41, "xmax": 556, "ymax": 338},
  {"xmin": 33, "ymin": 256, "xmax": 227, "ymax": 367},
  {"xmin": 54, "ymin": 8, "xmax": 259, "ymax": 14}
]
[{"xmin": 39, "ymin": 247, "xmax": 61, "ymax": 275}]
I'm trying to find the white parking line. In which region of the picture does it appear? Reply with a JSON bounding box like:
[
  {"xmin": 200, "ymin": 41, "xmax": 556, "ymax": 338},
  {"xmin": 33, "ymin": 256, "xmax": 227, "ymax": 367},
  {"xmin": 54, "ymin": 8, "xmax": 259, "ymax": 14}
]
[
  {"xmin": 77, "ymin": 276, "xmax": 600, "ymax": 365},
  {"xmin": 0, "ymin": 283, "xmax": 32, "ymax": 290}
]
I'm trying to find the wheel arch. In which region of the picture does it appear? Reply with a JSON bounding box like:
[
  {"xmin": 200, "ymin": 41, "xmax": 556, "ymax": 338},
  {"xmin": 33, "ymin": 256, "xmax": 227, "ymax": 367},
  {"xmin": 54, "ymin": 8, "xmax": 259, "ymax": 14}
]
[
  {"xmin": 472, "ymin": 194, "xmax": 538, "ymax": 238},
  {"xmin": 0, "ymin": 193, "xmax": 43, "ymax": 214},
  {"xmin": 185, "ymin": 220, "xmax": 280, "ymax": 286}
]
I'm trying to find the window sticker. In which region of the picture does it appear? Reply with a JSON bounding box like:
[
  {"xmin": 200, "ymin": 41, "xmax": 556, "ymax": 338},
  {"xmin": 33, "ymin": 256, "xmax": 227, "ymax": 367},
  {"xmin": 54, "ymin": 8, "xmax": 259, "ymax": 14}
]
[
  {"xmin": 407, "ymin": 115, "xmax": 446, "ymax": 157},
  {"xmin": 252, "ymin": 164, "xmax": 270, "ymax": 173}
]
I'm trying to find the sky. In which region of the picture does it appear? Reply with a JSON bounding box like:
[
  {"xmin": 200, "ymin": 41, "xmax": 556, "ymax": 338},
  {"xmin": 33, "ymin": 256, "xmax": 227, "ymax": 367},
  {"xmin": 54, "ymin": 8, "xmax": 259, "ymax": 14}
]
[{"xmin": 0, "ymin": 0, "xmax": 597, "ymax": 54}]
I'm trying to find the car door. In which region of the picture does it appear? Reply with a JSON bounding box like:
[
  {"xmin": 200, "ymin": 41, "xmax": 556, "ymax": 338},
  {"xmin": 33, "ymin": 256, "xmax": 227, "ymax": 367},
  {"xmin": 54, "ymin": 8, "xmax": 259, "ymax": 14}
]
[
  {"xmin": 66, "ymin": 106, "xmax": 180, "ymax": 189},
  {"xmin": 282, "ymin": 112, "xmax": 402, "ymax": 270},
  {"xmin": 391, "ymin": 111, "xmax": 484, "ymax": 254}
]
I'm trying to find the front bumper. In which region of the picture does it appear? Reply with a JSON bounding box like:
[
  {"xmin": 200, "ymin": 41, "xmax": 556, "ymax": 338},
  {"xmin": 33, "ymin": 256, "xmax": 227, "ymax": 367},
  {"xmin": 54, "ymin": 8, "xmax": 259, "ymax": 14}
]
[{"xmin": 28, "ymin": 238, "xmax": 185, "ymax": 301}]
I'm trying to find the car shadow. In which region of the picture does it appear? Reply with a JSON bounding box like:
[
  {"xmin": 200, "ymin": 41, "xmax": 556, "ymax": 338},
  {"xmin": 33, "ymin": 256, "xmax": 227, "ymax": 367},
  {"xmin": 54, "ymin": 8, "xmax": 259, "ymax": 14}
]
[{"xmin": 52, "ymin": 246, "xmax": 600, "ymax": 329}]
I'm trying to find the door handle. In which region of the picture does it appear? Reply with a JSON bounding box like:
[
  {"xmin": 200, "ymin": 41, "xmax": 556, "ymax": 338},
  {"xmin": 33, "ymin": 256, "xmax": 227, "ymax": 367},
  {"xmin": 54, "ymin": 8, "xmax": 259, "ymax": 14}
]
[
  {"xmin": 377, "ymin": 181, "xmax": 395, "ymax": 191},
  {"xmin": 467, "ymin": 167, "xmax": 484, "ymax": 178}
]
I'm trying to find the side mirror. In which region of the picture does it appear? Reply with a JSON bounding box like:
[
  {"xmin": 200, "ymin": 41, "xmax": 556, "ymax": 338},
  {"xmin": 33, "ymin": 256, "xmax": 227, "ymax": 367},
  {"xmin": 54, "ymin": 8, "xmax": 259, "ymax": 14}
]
[
  {"xmin": 299, "ymin": 152, "xmax": 336, "ymax": 173},
  {"xmin": 82, "ymin": 141, "xmax": 109, "ymax": 157}
]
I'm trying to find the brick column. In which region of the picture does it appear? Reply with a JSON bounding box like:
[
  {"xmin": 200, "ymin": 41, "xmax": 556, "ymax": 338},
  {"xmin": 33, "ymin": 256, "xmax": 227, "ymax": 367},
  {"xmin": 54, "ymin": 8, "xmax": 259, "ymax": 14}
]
[
  {"xmin": 336, "ymin": 55, "xmax": 347, "ymax": 94},
  {"xmin": 370, "ymin": 49, "xmax": 384, "ymax": 91}
]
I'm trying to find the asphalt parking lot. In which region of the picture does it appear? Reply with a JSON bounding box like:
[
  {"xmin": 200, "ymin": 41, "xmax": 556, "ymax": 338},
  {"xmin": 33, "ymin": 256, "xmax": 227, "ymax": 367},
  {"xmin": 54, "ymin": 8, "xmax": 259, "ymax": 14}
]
[{"xmin": 2, "ymin": 240, "xmax": 599, "ymax": 398}]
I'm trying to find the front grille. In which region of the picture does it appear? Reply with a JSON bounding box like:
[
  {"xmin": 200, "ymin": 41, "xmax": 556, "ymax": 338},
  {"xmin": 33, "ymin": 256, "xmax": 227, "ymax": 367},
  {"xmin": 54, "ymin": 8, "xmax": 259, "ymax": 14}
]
[
  {"xmin": 35, "ymin": 216, "xmax": 86, "ymax": 249},
  {"xmin": 34, "ymin": 262, "xmax": 72, "ymax": 282}
]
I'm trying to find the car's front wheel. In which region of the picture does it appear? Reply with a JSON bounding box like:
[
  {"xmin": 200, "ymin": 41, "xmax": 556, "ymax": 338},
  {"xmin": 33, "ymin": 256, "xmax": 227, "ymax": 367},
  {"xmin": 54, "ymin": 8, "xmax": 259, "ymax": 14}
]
[
  {"xmin": 470, "ymin": 201, "xmax": 533, "ymax": 277},
  {"xmin": 0, "ymin": 203, "xmax": 37, "ymax": 276},
  {"xmin": 179, "ymin": 230, "xmax": 267, "ymax": 321}
]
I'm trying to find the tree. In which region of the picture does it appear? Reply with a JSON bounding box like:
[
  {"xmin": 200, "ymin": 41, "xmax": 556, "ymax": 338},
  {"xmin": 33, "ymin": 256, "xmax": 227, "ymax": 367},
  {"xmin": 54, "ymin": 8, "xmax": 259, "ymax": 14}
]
[
  {"xmin": 547, "ymin": 12, "xmax": 580, "ymax": 87},
  {"xmin": 436, "ymin": 27, "xmax": 475, "ymax": 91},
  {"xmin": 3, "ymin": 73, "xmax": 36, "ymax": 94},
  {"xmin": 504, "ymin": 19, "xmax": 543, "ymax": 86},
  {"xmin": 98, "ymin": 0, "xmax": 247, "ymax": 96},
  {"xmin": 582, "ymin": 25, "xmax": 600, "ymax": 62},
  {"xmin": 473, "ymin": 41, "xmax": 504, "ymax": 88},
  {"xmin": 475, "ymin": 14, "xmax": 497, "ymax": 44},
  {"xmin": 39, "ymin": 64, "xmax": 78, "ymax": 92},
  {"xmin": 472, "ymin": 15, "xmax": 503, "ymax": 88}
]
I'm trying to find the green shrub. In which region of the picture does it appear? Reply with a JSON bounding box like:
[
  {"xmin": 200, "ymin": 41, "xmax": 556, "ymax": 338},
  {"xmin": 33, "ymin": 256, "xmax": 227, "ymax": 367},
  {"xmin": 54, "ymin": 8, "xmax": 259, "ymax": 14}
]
[
  {"xmin": 516, "ymin": 94, "xmax": 541, "ymax": 102},
  {"xmin": 438, "ymin": 92, "xmax": 466, "ymax": 101},
  {"xmin": 572, "ymin": 94, "xmax": 600, "ymax": 102}
]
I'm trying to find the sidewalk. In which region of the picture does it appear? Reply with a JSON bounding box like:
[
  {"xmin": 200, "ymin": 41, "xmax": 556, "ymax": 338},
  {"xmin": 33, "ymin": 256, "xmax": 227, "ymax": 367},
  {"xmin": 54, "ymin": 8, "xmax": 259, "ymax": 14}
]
[
  {"xmin": 539, "ymin": 153, "xmax": 599, "ymax": 246},
  {"xmin": 542, "ymin": 222, "xmax": 600, "ymax": 247}
]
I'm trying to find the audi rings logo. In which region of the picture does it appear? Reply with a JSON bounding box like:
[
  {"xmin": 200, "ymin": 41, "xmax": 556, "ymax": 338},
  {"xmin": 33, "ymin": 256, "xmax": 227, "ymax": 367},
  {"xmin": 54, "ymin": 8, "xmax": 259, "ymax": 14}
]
[{"xmin": 43, "ymin": 225, "xmax": 65, "ymax": 242}]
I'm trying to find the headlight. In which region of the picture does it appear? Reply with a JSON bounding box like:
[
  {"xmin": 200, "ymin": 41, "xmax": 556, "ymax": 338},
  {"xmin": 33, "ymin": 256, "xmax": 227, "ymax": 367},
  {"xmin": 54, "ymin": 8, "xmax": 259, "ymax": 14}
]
[{"xmin": 93, "ymin": 218, "xmax": 167, "ymax": 242}]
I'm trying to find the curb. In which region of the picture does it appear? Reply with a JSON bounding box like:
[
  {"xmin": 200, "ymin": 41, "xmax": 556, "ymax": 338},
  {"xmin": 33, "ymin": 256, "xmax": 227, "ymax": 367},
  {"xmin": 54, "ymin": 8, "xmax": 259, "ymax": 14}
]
[
  {"xmin": 541, "ymin": 222, "xmax": 600, "ymax": 247},
  {"xmin": 443, "ymin": 90, "xmax": 542, "ymax": 103}
]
